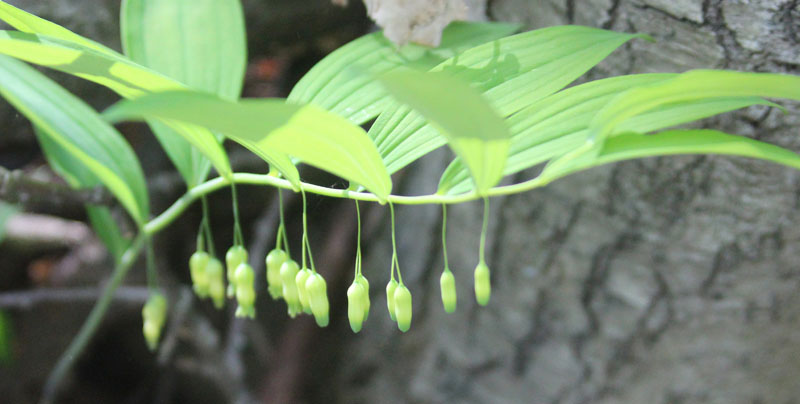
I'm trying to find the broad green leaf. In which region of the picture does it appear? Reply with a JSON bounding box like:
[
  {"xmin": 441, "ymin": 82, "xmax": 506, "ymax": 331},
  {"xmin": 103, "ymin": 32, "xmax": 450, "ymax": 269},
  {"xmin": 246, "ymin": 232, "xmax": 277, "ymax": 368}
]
[
  {"xmin": 371, "ymin": 25, "xmax": 648, "ymax": 176},
  {"xmin": 289, "ymin": 21, "xmax": 521, "ymax": 125},
  {"xmin": 0, "ymin": 0, "xmax": 116, "ymax": 55},
  {"xmin": 0, "ymin": 55, "xmax": 149, "ymax": 225},
  {"xmin": 104, "ymin": 91, "xmax": 391, "ymax": 201},
  {"xmin": 35, "ymin": 129, "xmax": 130, "ymax": 262},
  {"xmin": 0, "ymin": 30, "xmax": 233, "ymax": 181},
  {"xmin": 121, "ymin": 0, "xmax": 247, "ymax": 185},
  {"xmin": 122, "ymin": 0, "xmax": 246, "ymax": 100},
  {"xmin": 440, "ymin": 74, "xmax": 778, "ymax": 194},
  {"xmin": 379, "ymin": 70, "xmax": 509, "ymax": 193},
  {"xmin": 0, "ymin": 200, "xmax": 18, "ymax": 244},
  {"xmin": 543, "ymin": 129, "xmax": 800, "ymax": 183}
]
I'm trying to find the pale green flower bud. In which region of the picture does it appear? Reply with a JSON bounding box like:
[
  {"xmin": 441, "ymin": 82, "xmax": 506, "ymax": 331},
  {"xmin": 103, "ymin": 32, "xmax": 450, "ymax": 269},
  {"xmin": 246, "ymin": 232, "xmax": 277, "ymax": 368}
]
[
  {"xmin": 393, "ymin": 284, "xmax": 412, "ymax": 332},
  {"xmin": 266, "ymin": 249, "xmax": 287, "ymax": 299},
  {"xmin": 142, "ymin": 292, "xmax": 167, "ymax": 351},
  {"xmin": 356, "ymin": 275, "xmax": 370, "ymax": 321},
  {"xmin": 385, "ymin": 279, "xmax": 398, "ymax": 322},
  {"xmin": 189, "ymin": 251, "xmax": 210, "ymax": 298},
  {"xmin": 347, "ymin": 281, "xmax": 367, "ymax": 333},
  {"xmin": 206, "ymin": 258, "xmax": 225, "ymax": 309},
  {"xmin": 306, "ymin": 273, "xmax": 329, "ymax": 327},
  {"xmin": 225, "ymin": 245, "xmax": 248, "ymax": 297},
  {"xmin": 234, "ymin": 263, "xmax": 256, "ymax": 318},
  {"xmin": 295, "ymin": 268, "xmax": 313, "ymax": 314},
  {"xmin": 474, "ymin": 262, "xmax": 491, "ymax": 306},
  {"xmin": 440, "ymin": 269, "xmax": 457, "ymax": 313},
  {"xmin": 279, "ymin": 259, "xmax": 302, "ymax": 317}
]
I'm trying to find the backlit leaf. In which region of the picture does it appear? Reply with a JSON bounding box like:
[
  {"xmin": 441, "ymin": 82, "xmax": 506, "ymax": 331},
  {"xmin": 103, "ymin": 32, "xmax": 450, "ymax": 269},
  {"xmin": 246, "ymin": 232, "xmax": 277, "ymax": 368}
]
[{"xmin": 104, "ymin": 91, "xmax": 391, "ymax": 201}]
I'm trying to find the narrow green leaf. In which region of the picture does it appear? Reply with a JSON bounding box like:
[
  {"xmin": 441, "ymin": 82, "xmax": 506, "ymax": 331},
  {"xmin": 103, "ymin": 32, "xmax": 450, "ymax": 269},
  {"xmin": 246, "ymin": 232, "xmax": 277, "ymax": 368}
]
[
  {"xmin": 372, "ymin": 25, "xmax": 648, "ymax": 176},
  {"xmin": 104, "ymin": 91, "xmax": 391, "ymax": 201},
  {"xmin": 592, "ymin": 70, "xmax": 800, "ymax": 141},
  {"xmin": 545, "ymin": 129, "xmax": 800, "ymax": 182},
  {"xmin": 0, "ymin": 55, "xmax": 149, "ymax": 225},
  {"xmin": 379, "ymin": 70, "xmax": 509, "ymax": 193},
  {"xmin": 121, "ymin": 0, "xmax": 247, "ymax": 185},
  {"xmin": 0, "ymin": 201, "xmax": 18, "ymax": 244},
  {"xmin": 289, "ymin": 21, "xmax": 521, "ymax": 125},
  {"xmin": 0, "ymin": 0, "xmax": 116, "ymax": 55},
  {"xmin": 86, "ymin": 207, "xmax": 129, "ymax": 262},
  {"xmin": 0, "ymin": 310, "xmax": 12, "ymax": 365},
  {"xmin": 0, "ymin": 30, "xmax": 233, "ymax": 181},
  {"xmin": 541, "ymin": 70, "xmax": 800, "ymax": 181},
  {"xmin": 35, "ymin": 129, "xmax": 130, "ymax": 262}
]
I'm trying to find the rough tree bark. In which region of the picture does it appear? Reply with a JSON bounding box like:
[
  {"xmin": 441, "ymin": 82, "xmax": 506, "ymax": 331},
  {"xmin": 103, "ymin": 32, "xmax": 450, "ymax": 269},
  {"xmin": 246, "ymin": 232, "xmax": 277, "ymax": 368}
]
[{"xmin": 335, "ymin": 1, "xmax": 800, "ymax": 404}]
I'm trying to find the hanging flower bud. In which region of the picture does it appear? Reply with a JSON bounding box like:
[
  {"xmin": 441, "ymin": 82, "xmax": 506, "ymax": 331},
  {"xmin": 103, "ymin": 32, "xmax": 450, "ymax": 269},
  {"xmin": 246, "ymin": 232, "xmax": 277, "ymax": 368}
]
[
  {"xmin": 393, "ymin": 284, "xmax": 412, "ymax": 332},
  {"xmin": 189, "ymin": 251, "xmax": 210, "ymax": 298},
  {"xmin": 265, "ymin": 248, "xmax": 287, "ymax": 299},
  {"xmin": 295, "ymin": 268, "xmax": 313, "ymax": 314},
  {"xmin": 356, "ymin": 275, "xmax": 370, "ymax": 321},
  {"xmin": 225, "ymin": 245, "xmax": 248, "ymax": 297},
  {"xmin": 234, "ymin": 263, "xmax": 256, "ymax": 318},
  {"xmin": 474, "ymin": 262, "xmax": 491, "ymax": 306},
  {"xmin": 206, "ymin": 257, "xmax": 225, "ymax": 309},
  {"xmin": 347, "ymin": 281, "xmax": 367, "ymax": 333},
  {"xmin": 279, "ymin": 259, "xmax": 302, "ymax": 317},
  {"xmin": 305, "ymin": 273, "xmax": 329, "ymax": 327},
  {"xmin": 440, "ymin": 269, "xmax": 457, "ymax": 313},
  {"xmin": 142, "ymin": 292, "xmax": 167, "ymax": 351},
  {"xmin": 385, "ymin": 279, "xmax": 398, "ymax": 321}
]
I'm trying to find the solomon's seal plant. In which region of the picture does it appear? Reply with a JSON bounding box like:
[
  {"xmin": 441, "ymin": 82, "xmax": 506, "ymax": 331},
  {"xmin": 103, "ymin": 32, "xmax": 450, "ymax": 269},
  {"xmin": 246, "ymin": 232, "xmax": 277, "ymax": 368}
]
[{"xmin": 1, "ymin": 0, "xmax": 799, "ymax": 401}]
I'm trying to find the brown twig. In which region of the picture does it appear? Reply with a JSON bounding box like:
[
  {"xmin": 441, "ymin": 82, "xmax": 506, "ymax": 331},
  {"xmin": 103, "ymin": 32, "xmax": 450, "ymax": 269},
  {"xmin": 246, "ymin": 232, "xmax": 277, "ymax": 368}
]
[
  {"xmin": 0, "ymin": 165, "xmax": 113, "ymax": 210},
  {"xmin": 0, "ymin": 286, "xmax": 149, "ymax": 309}
]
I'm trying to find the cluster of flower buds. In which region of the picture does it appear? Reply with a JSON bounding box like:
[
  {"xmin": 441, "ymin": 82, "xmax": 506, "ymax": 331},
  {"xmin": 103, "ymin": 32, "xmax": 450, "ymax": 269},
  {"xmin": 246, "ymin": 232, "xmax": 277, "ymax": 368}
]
[
  {"xmin": 385, "ymin": 279, "xmax": 412, "ymax": 332},
  {"xmin": 189, "ymin": 250, "xmax": 226, "ymax": 309},
  {"xmin": 142, "ymin": 292, "xmax": 167, "ymax": 351},
  {"xmin": 265, "ymin": 247, "xmax": 330, "ymax": 325},
  {"xmin": 225, "ymin": 245, "xmax": 248, "ymax": 298}
]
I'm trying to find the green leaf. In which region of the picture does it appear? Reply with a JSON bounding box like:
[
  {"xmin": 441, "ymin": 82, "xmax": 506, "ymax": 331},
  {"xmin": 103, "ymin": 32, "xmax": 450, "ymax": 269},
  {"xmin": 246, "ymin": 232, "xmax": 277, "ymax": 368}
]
[
  {"xmin": 440, "ymin": 74, "xmax": 778, "ymax": 194},
  {"xmin": 541, "ymin": 70, "xmax": 800, "ymax": 181},
  {"xmin": 0, "ymin": 201, "xmax": 18, "ymax": 244},
  {"xmin": 0, "ymin": 55, "xmax": 149, "ymax": 225},
  {"xmin": 379, "ymin": 70, "xmax": 509, "ymax": 193},
  {"xmin": 371, "ymin": 25, "xmax": 648, "ymax": 176},
  {"xmin": 121, "ymin": 0, "xmax": 247, "ymax": 185},
  {"xmin": 104, "ymin": 91, "xmax": 391, "ymax": 201},
  {"xmin": 592, "ymin": 70, "xmax": 800, "ymax": 141},
  {"xmin": 0, "ymin": 0, "xmax": 116, "ymax": 55},
  {"xmin": 121, "ymin": 0, "xmax": 246, "ymax": 100},
  {"xmin": 289, "ymin": 21, "xmax": 521, "ymax": 125},
  {"xmin": 0, "ymin": 30, "xmax": 233, "ymax": 181},
  {"xmin": 35, "ymin": 129, "xmax": 130, "ymax": 262},
  {"xmin": 544, "ymin": 129, "xmax": 800, "ymax": 182},
  {"xmin": 86, "ymin": 207, "xmax": 130, "ymax": 262},
  {"xmin": 0, "ymin": 310, "xmax": 13, "ymax": 365}
]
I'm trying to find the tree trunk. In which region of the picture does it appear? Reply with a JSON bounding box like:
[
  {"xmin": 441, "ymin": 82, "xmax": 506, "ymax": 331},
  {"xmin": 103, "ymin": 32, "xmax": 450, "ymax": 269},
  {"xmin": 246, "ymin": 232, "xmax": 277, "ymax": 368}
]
[{"xmin": 335, "ymin": 2, "xmax": 800, "ymax": 404}]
